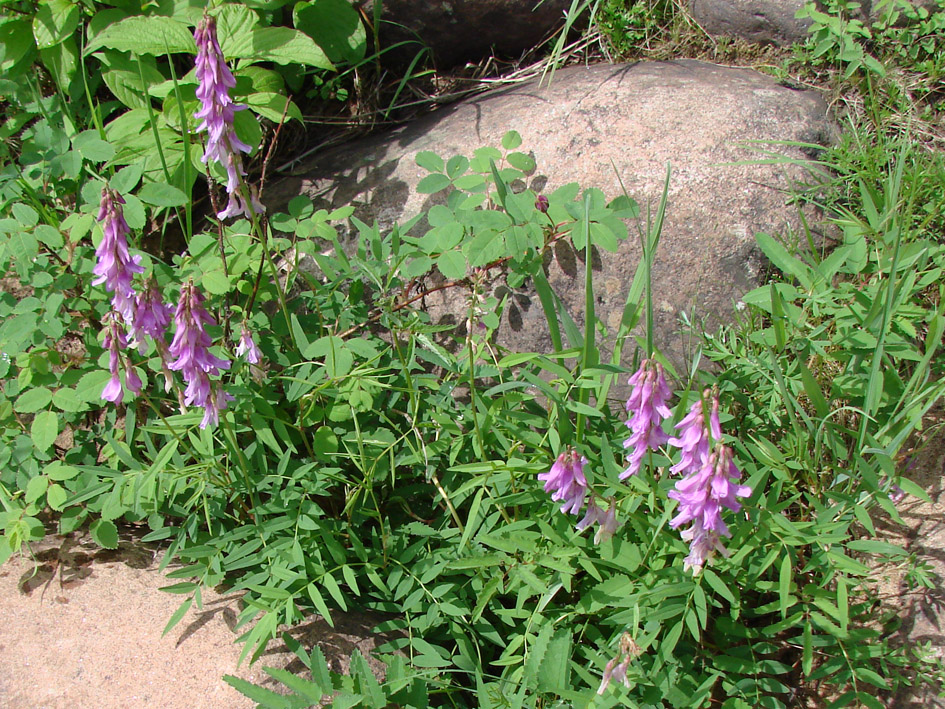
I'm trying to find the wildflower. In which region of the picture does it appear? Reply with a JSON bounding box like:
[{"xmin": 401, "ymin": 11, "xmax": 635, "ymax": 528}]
[
  {"xmin": 620, "ymin": 359, "xmax": 672, "ymax": 479},
  {"xmin": 668, "ymin": 443, "xmax": 751, "ymax": 574},
  {"xmin": 234, "ymin": 325, "xmax": 262, "ymax": 364},
  {"xmin": 534, "ymin": 194, "xmax": 549, "ymax": 213},
  {"xmin": 94, "ymin": 187, "xmax": 143, "ymax": 322},
  {"xmin": 167, "ymin": 280, "xmax": 232, "ymax": 428},
  {"xmin": 101, "ymin": 313, "xmax": 140, "ymax": 403},
  {"xmin": 667, "ymin": 389, "xmax": 721, "ymax": 477},
  {"xmin": 194, "ymin": 14, "xmax": 264, "ymax": 221},
  {"xmin": 597, "ymin": 657, "xmax": 630, "ymax": 695},
  {"xmin": 576, "ymin": 497, "xmax": 621, "ymax": 544},
  {"xmin": 598, "ymin": 633, "xmax": 641, "ymax": 695},
  {"xmin": 538, "ymin": 448, "xmax": 588, "ymax": 515},
  {"xmin": 129, "ymin": 279, "xmax": 173, "ymax": 352}
]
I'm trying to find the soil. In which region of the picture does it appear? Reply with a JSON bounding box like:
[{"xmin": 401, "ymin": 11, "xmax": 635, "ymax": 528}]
[{"xmin": 0, "ymin": 528, "xmax": 394, "ymax": 709}]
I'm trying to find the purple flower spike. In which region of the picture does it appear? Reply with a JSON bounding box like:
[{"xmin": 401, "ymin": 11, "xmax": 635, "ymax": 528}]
[
  {"xmin": 667, "ymin": 389, "xmax": 721, "ymax": 478},
  {"xmin": 668, "ymin": 443, "xmax": 751, "ymax": 574},
  {"xmin": 101, "ymin": 313, "xmax": 135, "ymax": 403},
  {"xmin": 538, "ymin": 448, "xmax": 588, "ymax": 515},
  {"xmin": 129, "ymin": 279, "xmax": 173, "ymax": 353},
  {"xmin": 620, "ymin": 359, "xmax": 672, "ymax": 479},
  {"xmin": 194, "ymin": 14, "xmax": 264, "ymax": 221},
  {"xmin": 94, "ymin": 187, "xmax": 143, "ymax": 322},
  {"xmin": 235, "ymin": 325, "xmax": 262, "ymax": 364},
  {"xmin": 168, "ymin": 280, "xmax": 232, "ymax": 428}
]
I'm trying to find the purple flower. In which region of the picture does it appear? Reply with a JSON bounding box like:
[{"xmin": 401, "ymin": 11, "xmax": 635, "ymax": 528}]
[
  {"xmin": 535, "ymin": 194, "xmax": 549, "ymax": 213},
  {"xmin": 597, "ymin": 657, "xmax": 631, "ymax": 695},
  {"xmin": 94, "ymin": 187, "xmax": 143, "ymax": 322},
  {"xmin": 620, "ymin": 359, "xmax": 672, "ymax": 479},
  {"xmin": 538, "ymin": 448, "xmax": 588, "ymax": 515},
  {"xmin": 101, "ymin": 313, "xmax": 138, "ymax": 403},
  {"xmin": 668, "ymin": 443, "xmax": 751, "ymax": 574},
  {"xmin": 194, "ymin": 14, "xmax": 264, "ymax": 221},
  {"xmin": 129, "ymin": 279, "xmax": 173, "ymax": 353},
  {"xmin": 235, "ymin": 325, "xmax": 262, "ymax": 364},
  {"xmin": 598, "ymin": 634, "xmax": 641, "ymax": 695},
  {"xmin": 576, "ymin": 497, "xmax": 621, "ymax": 544},
  {"xmin": 667, "ymin": 389, "xmax": 721, "ymax": 477},
  {"xmin": 167, "ymin": 280, "xmax": 232, "ymax": 428}
]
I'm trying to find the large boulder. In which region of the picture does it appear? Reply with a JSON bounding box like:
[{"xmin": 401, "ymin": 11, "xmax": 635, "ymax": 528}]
[
  {"xmin": 268, "ymin": 60, "xmax": 835, "ymax": 398},
  {"xmin": 687, "ymin": 0, "xmax": 812, "ymax": 46},
  {"xmin": 357, "ymin": 0, "xmax": 573, "ymax": 68}
]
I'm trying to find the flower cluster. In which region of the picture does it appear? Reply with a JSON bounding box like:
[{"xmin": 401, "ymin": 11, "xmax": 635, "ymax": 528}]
[
  {"xmin": 538, "ymin": 448, "xmax": 588, "ymax": 515},
  {"xmin": 194, "ymin": 14, "xmax": 264, "ymax": 221},
  {"xmin": 167, "ymin": 280, "xmax": 233, "ymax": 428},
  {"xmin": 94, "ymin": 187, "xmax": 144, "ymax": 322},
  {"xmin": 101, "ymin": 313, "xmax": 141, "ymax": 403},
  {"xmin": 576, "ymin": 497, "xmax": 621, "ymax": 545},
  {"xmin": 540, "ymin": 364, "xmax": 753, "ymax": 578},
  {"xmin": 620, "ymin": 359, "xmax": 672, "ymax": 479},
  {"xmin": 667, "ymin": 390, "xmax": 751, "ymax": 574}
]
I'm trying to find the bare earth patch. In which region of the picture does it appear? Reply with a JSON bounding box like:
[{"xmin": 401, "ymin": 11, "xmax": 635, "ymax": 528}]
[{"xmin": 0, "ymin": 528, "xmax": 394, "ymax": 708}]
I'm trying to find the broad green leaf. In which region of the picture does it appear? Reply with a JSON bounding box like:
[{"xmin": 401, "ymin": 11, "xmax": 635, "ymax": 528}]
[
  {"xmin": 53, "ymin": 387, "xmax": 85, "ymax": 412},
  {"xmin": 33, "ymin": 0, "xmax": 80, "ymax": 49},
  {"xmin": 90, "ymin": 518, "xmax": 119, "ymax": 549},
  {"xmin": 537, "ymin": 628, "xmax": 571, "ymax": 693},
  {"xmin": 215, "ymin": 3, "xmax": 257, "ymax": 59},
  {"xmin": 436, "ymin": 251, "xmax": 467, "ymax": 280},
  {"xmin": 501, "ymin": 130, "xmax": 522, "ymax": 150},
  {"xmin": 239, "ymin": 27, "xmax": 333, "ymax": 69},
  {"xmin": 138, "ymin": 182, "xmax": 188, "ymax": 207},
  {"xmin": 415, "ymin": 150, "xmax": 444, "ymax": 173},
  {"xmin": 75, "ymin": 370, "xmax": 113, "ymax": 402},
  {"xmin": 46, "ymin": 483, "xmax": 68, "ymax": 511},
  {"xmin": 73, "ymin": 131, "xmax": 116, "ymax": 162},
  {"xmin": 87, "ymin": 16, "xmax": 197, "ymax": 56},
  {"xmin": 15, "ymin": 387, "xmax": 53, "ymax": 413},
  {"xmin": 417, "ymin": 173, "xmax": 451, "ymax": 194},
  {"xmin": 26, "ymin": 475, "xmax": 49, "ymax": 504},
  {"xmin": 31, "ymin": 410, "xmax": 58, "ymax": 451},
  {"xmin": 244, "ymin": 92, "xmax": 302, "ymax": 123},
  {"xmin": 46, "ymin": 461, "xmax": 79, "ymax": 481},
  {"xmin": 294, "ymin": 0, "xmax": 366, "ymax": 65}
]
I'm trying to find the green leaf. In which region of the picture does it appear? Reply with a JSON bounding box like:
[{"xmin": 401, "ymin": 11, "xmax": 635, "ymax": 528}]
[
  {"xmin": 293, "ymin": 0, "xmax": 366, "ymax": 65},
  {"xmin": 755, "ymin": 232, "xmax": 814, "ymax": 290},
  {"xmin": 46, "ymin": 461, "xmax": 79, "ymax": 481},
  {"xmin": 90, "ymin": 518, "xmax": 119, "ymax": 549},
  {"xmin": 415, "ymin": 150, "xmax": 444, "ymax": 173},
  {"xmin": 507, "ymin": 151, "xmax": 535, "ymax": 173},
  {"xmin": 244, "ymin": 92, "xmax": 302, "ymax": 123},
  {"xmin": 33, "ymin": 0, "xmax": 80, "ymax": 49},
  {"xmin": 162, "ymin": 596, "xmax": 193, "ymax": 637},
  {"xmin": 87, "ymin": 16, "xmax": 197, "ymax": 56},
  {"xmin": 31, "ymin": 410, "xmax": 58, "ymax": 451},
  {"xmin": 501, "ymin": 130, "xmax": 522, "ymax": 151},
  {"xmin": 215, "ymin": 3, "xmax": 257, "ymax": 59},
  {"xmin": 138, "ymin": 182, "xmax": 188, "ymax": 207},
  {"xmin": 52, "ymin": 387, "xmax": 85, "ymax": 412},
  {"xmin": 73, "ymin": 131, "xmax": 116, "ymax": 163},
  {"xmin": 75, "ymin": 370, "xmax": 112, "ymax": 403},
  {"xmin": 15, "ymin": 387, "xmax": 53, "ymax": 413},
  {"xmin": 240, "ymin": 27, "xmax": 333, "ymax": 69},
  {"xmin": 417, "ymin": 173, "xmax": 451, "ymax": 194},
  {"xmin": 12, "ymin": 203, "xmax": 39, "ymax": 228},
  {"xmin": 537, "ymin": 628, "xmax": 571, "ymax": 693},
  {"xmin": 26, "ymin": 475, "xmax": 49, "ymax": 504},
  {"xmin": 46, "ymin": 483, "xmax": 68, "ymax": 511},
  {"xmin": 436, "ymin": 251, "xmax": 467, "ymax": 280},
  {"xmin": 34, "ymin": 225, "xmax": 64, "ymax": 249}
]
